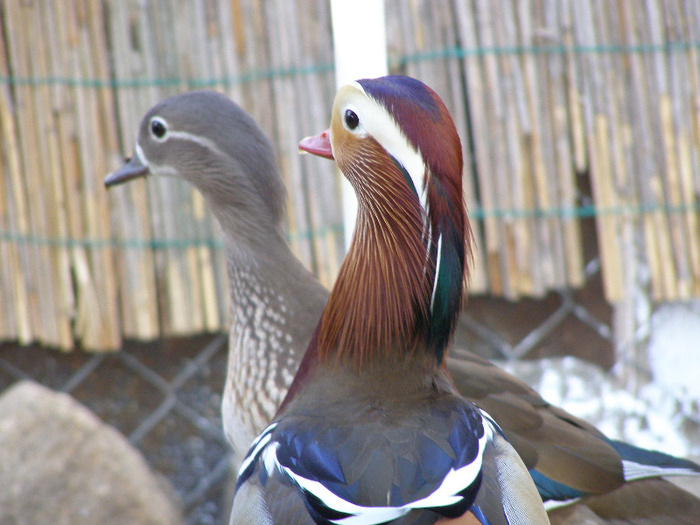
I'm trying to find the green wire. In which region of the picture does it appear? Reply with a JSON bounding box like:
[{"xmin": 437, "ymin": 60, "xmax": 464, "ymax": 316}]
[
  {"xmin": 0, "ymin": 63, "xmax": 334, "ymax": 88},
  {"xmin": 2, "ymin": 202, "xmax": 699, "ymax": 249},
  {"xmin": 395, "ymin": 41, "xmax": 700, "ymax": 64},
  {"xmin": 0, "ymin": 223, "xmax": 346, "ymax": 249},
  {"xmin": 2, "ymin": 42, "xmax": 698, "ymax": 88}
]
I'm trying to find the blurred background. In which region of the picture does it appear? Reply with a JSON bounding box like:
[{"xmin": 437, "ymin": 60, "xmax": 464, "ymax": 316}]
[{"xmin": 1, "ymin": 1, "xmax": 699, "ymax": 524}]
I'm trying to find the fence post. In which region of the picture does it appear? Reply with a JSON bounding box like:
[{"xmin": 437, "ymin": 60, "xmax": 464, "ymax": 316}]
[{"xmin": 329, "ymin": 0, "xmax": 388, "ymax": 250}]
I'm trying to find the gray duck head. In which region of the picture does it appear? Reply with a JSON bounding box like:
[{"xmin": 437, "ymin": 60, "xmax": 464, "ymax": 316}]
[{"xmin": 106, "ymin": 91, "xmax": 286, "ymax": 233}]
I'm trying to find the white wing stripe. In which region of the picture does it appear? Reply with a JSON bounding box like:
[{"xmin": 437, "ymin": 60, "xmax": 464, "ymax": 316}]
[
  {"xmin": 622, "ymin": 460, "xmax": 699, "ymax": 481},
  {"xmin": 238, "ymin": 422, "xmax": 278, "ymax": 476}
]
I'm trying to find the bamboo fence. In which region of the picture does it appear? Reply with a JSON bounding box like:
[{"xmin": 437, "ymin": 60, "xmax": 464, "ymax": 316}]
[{"xmin": 0, "ymin": 0, "xmax": 699, "ymax": 351}]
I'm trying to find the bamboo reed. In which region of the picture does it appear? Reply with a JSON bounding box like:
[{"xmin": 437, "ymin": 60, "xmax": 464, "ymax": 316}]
[
  {"xmin": 649, "ymin": 1, "xmax": 688, "ymax": 299},
  {"xmin": 296, "ymin": 0, "xmax": 340, "ymax": 289},
  {"xmin": 661, "ymin": 0, "xmax": 699, "ymax": 298},
  {"xmin": 441, "ymin": 1, "xmax": 488, "ymax": 294},
  {"xmin": 620, "ymin": 1, "xmax": 663, "ymax": 300},
  {"xmin": 515, "ymin": 0, "xmax": 543, "ymax": 296},
  {"xmin": 486, "ymin": 0, "xmax": 522, "ymax": 299},
  {"xmin": 681, "ymin": 0, "xmax": 700, "ymax": 295},
  {"xmin": 6, "ymin": 2, "xmax": 65, "ymax": 347},
  {"xmin": 86, "ymin": 0, "xmax": 126, "ymax": 347},
  {"xmin": 458, "ymin": 0, "xmax": 508, "ymax": 297},
  {"xmin": 266, "ymin": 0, "xmax": 314, "ymax": 276},
  {"xmin": 573, "ymin": 0, "xmax": 625, "ymax": 301},
  {"xmin": 596, "ymin": 0, "xmax": 630, "ymax": 302},
  {"xmin": 107, "ymin": 0, "xmax": 161, "ymax": 340},
  {"xmin": 550, "ymin": 0, "xmax": 584, "ymax": 288},
  {"xmin": 0, "ymin": 13, "xmax": 33, "ymax": 344},
  {"xmin": 641, "ymin": 0, "xmax": 683, "ymax": 300},
  {"xmin": 2, "ymin": 0, "xmax": 700, "ymax": 351}
]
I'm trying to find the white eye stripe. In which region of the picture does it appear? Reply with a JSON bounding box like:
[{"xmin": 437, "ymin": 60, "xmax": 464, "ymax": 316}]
[
  {"xmin": 349, "ymin": 82, "xmax": 427, "ymax": 206},
  {"xmin": 166, "ymin": 130, "xmax": 226, "ymax": 158},
  {"xmin": 147, "ymin": 116, "xmax": 227, "ymax": 159}
]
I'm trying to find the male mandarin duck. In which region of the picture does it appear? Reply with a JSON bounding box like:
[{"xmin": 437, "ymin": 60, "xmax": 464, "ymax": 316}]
[
  {"xmin": 105, "ymin": 89, "xmax": 700, "ymax": 523},
  {"xmin": 230, "ymin": 74, "xmax": 550, "ymax": 524}
]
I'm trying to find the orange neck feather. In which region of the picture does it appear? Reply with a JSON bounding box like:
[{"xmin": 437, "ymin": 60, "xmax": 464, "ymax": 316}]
[{"xmin": 316, "ymin": 142, "xmax": 435, "ymax": 369}]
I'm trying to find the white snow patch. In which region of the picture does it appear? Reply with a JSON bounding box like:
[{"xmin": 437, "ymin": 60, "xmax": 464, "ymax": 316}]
[
  {"xmin": 499, "ymin": 353, "xmax": 700, "ymax": 459},
  {"xmin": 647, "ymin": 301, "xmax": 700, "ymax": 400}
]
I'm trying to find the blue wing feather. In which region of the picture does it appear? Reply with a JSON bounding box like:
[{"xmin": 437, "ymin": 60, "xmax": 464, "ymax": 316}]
[{"xmin": 235, "ymin": 402, "xmax": 492, "ymax": 523}]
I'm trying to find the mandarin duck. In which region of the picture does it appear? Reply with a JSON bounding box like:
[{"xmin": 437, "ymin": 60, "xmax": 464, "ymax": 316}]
[
  {"xmin": 231, "ymin": 74, "xmax": 549, "ymax": 524},
  {"xmin": 106, "ymin": 89, "xmax": 700, "ymax": 523},
  {"xmin": 105, "ymin": 91, "xmax": 328, "ymax": 460}
]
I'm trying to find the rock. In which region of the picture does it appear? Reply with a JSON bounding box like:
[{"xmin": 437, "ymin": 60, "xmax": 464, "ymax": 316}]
[{"xmin": 0, "ymin": 380, "xmax": 184, "ymax": 525}]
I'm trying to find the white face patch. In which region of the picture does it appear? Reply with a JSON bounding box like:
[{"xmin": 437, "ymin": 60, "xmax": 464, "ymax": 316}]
[
  {"xmin": 339, "ymin": 82, "xmax": 427, "ymax": 205},
  {"xmin": 135, "ymin": 139, "xmax": 177, "ymax": 177},
  {"xmin": 134, "ymin": 142, "xmax": 150, "ymax": 167}
]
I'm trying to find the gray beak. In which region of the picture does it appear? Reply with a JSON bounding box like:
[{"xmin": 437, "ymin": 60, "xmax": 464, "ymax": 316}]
[{"xmin": 104, "ymin": 155, "xmax": 150, "ymax": 187}]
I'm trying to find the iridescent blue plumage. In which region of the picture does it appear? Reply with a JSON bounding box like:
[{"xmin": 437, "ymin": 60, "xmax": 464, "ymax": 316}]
[
  {"xmin": 359, "ymin": 76, "xmax": 443, "ymax": 126},
  {"xmin": 236, "ymin": 398, "xmax": 491, "ymax": 523}
]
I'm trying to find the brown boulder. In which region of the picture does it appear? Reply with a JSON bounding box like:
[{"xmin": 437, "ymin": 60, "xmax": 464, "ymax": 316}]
[{"xmin": 0, "ymin": 380, "xmax": 184, "ymax": 525}]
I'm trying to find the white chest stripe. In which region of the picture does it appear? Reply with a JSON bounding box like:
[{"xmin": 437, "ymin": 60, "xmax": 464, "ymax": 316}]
[
  {"xmin": 238, "ymin": 422, "xmax": 278, "ymax": 476},
  {"xmin": 134, "ymin": 142, "xmax": 149, "ymax": 167}
]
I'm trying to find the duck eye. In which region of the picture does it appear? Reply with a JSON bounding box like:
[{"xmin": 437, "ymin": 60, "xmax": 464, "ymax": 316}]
[
  {"xmin": 150, "ymin": 118, "xmax": 167, "ymax": 139},
  {"xmin": 344, "ymin": 109, "xmax": 359, "ymax": 130}
]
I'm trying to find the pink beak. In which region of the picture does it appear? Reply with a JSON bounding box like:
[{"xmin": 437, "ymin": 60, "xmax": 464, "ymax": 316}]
[{"xmin": 298, "ymin": 129, "xmax": 334, "ymax": 159}]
